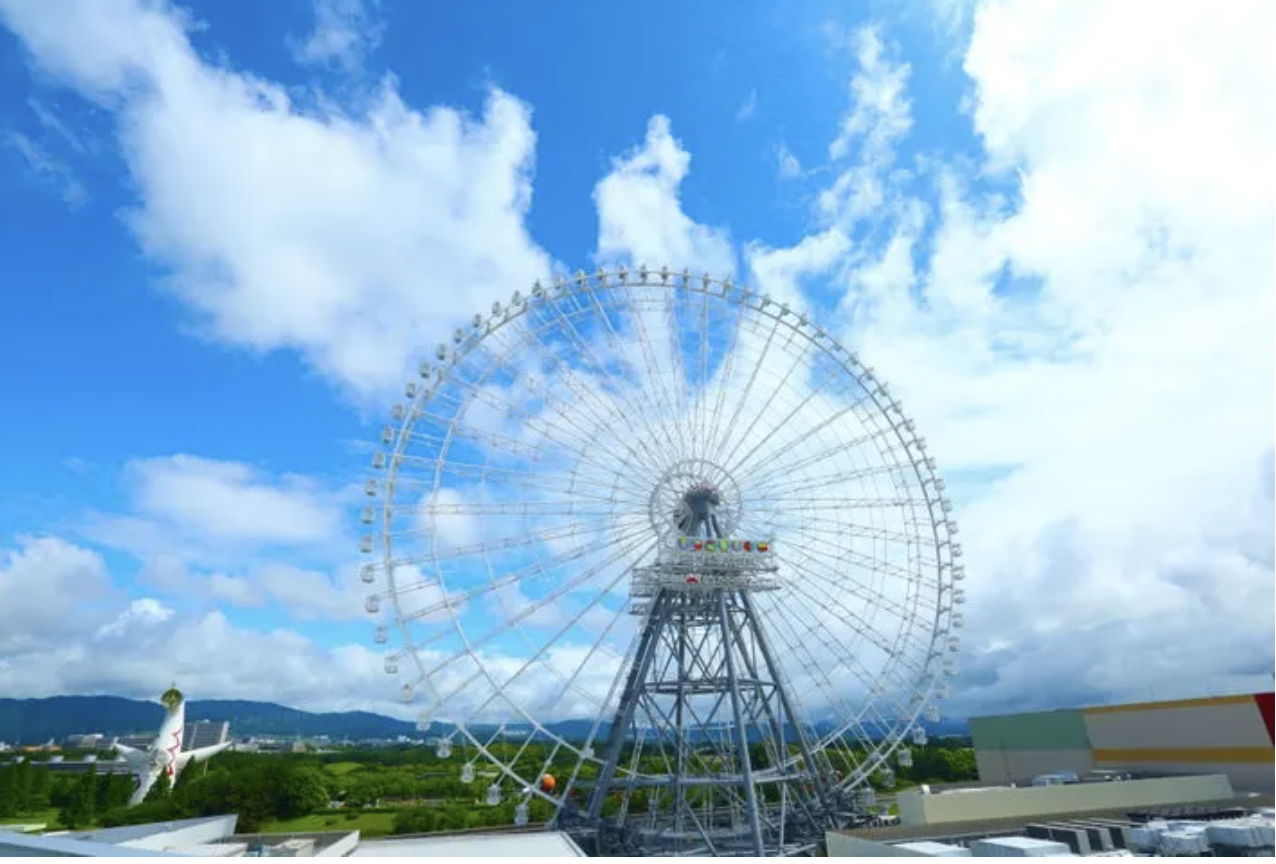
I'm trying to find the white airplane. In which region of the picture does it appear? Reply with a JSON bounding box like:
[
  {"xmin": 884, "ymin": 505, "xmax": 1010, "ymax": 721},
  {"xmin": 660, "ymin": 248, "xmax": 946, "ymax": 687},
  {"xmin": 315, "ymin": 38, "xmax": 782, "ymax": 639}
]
[{"xmin": 116, "ymin": 686, "xmax": 231, "ymax": 805}]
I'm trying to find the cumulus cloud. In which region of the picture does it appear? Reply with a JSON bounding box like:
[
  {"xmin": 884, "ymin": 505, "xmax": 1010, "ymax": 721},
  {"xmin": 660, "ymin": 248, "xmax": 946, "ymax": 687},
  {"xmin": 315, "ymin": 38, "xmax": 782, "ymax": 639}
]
[
  {"xmin": 257, "ymin": 563, "xmax": 362, "ymax": 621},
  {"xmin": 291, "ymin": 0, "xmax": 383, "ymax": 71},
  {"xmin": 809, "ymin": 3, "xmax": 1273, "ymax": 716},
  {"xmin": 83, "ymin": 455, "xmax": 344, "ymax": 564},
  {"xmin": 0, "ymin": 536, "xmax": 114, "ymax": 653},
  {"xmin": 138, "ymin": 555, "xmax": 264, "ymax": 608},
  {"xmin": 594, "ymin": 115, "xmax": 736, "ymax": 277},
  {"xmin": 95, "ymin": 598, "xmax": 173, "ymax": 639},
  {"xmin": 0, "ymin": 0, "xmax": 551, "ymax": 399},
  {"xmin": 818, "ymin": 25, "xmax": 913, "ymax": 226}
]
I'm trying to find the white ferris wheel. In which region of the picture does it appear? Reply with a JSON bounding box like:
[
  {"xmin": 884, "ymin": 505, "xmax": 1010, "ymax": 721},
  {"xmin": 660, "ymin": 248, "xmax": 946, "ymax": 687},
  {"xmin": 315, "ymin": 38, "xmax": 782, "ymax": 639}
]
[{"xmin": 360, "ymin": 266, "xmax": 964, "ymax": 856}]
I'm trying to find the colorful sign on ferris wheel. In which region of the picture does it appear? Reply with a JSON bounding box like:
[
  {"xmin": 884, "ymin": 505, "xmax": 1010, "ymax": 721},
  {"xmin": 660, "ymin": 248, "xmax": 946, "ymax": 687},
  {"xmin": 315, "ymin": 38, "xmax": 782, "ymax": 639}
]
[{"xmin": 675, "ymin": 537, "xmax": 772, "ymax": 554}]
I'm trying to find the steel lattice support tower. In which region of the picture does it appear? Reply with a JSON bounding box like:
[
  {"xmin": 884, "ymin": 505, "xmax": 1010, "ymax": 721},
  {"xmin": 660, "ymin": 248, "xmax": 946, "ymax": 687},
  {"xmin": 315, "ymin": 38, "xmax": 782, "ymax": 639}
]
[{"xmin": 562, "ymin": 485, "xmax": 850, "ymax": 855}]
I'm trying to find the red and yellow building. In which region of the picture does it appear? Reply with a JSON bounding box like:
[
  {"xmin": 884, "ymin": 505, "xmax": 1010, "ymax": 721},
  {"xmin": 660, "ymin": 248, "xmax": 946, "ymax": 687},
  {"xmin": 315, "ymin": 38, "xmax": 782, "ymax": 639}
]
[{"xmin": 970, "ymin": 692, "xmax": 1274, "ymax": 793}]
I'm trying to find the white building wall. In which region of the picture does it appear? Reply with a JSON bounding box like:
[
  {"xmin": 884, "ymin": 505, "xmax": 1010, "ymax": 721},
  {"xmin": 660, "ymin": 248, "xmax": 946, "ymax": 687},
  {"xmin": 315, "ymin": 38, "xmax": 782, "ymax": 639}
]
[{"xmin": 895, "ymin": 774, "xmax": 1235, "ymax": 826}]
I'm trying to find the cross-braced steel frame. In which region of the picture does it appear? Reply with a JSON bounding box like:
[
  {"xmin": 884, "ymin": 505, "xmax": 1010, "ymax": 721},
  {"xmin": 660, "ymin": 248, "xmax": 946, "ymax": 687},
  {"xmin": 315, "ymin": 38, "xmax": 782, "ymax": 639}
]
[{"xmin": 562, "ymin": 573, "xmax": 850, "ymax": 856}]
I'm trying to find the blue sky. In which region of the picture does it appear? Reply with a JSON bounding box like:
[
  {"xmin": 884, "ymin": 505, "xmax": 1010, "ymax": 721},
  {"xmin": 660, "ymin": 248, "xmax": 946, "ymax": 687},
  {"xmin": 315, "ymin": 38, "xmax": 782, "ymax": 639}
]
[{"xmin": 0, "ymin": 0, "xmax": 1271, "ymax": 720}]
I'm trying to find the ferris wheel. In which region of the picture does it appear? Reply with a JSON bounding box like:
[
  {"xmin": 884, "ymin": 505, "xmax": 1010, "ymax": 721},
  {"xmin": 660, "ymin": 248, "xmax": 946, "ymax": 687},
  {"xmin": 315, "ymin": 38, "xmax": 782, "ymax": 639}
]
[{"xmin": 360, "ymin": 266, "xmax": 964, "ymax": 856}]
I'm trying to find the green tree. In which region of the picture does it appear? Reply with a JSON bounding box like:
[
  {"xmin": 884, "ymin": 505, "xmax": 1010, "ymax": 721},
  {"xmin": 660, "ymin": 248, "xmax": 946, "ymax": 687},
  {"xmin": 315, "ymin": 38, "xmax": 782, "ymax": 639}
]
[
  {"xmin": 13, "ymin": 758, "xmax": 32, "ymax": 813},
  {"xmin": 30, "ymin": 765, "xmax": 52, "ymax": 809},
  {"xmin": 143, "ymin": 770, "xmax": 172, "ymax": 804},
  {"xmin": 0, "ymin": 764, "xmax": 18, "ymax": 818},
  {"xmin": 392, "ymin": 806, "xmax": 441, "ymax": 835},
  {"xmin": 97, "ymin": 773, "xmax": 134, "ymax": 813},
  {"xmin": 61, "ymin": 764, "xmax": 97, "ymax": 829},
  {"xmin": 277, "ymin": 767, "xmax": 328, "ymax": 819}
]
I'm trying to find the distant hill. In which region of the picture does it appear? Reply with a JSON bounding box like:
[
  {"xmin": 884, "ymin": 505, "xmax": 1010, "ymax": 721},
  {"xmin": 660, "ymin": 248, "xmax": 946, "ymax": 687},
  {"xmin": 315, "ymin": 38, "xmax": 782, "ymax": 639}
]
[
  {"xmin": 0, "ymin": 696, "xmax": 417, "ymax": 744},
  {"xmin": 0, "ymin": 695, "xmax": 967, "ymax": 745}
]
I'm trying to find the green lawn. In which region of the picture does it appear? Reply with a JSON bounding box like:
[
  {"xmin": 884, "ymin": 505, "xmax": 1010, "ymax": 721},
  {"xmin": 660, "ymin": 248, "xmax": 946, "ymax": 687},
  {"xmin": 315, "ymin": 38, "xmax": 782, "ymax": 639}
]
[
  {"xmin": 258, "ymin": 810, "xmax": 396, "ymax": 837},
  {"xmin": 0, "ymin": 808, "xmax": 64, "ymax": 829},
  {"xmin": 322, "ymin": 762, "xmax": 365, "ymax": 776}
]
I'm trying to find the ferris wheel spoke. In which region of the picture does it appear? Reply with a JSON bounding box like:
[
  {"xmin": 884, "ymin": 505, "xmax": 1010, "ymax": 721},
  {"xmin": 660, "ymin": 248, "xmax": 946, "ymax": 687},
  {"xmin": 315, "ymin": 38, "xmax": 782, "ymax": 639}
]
[
  {"xmin": 703, "ymin": 287, "xmax": 751, "ymax": 462},
  {"xmin": 705, "ymin": 310, "xmax": 785, "ymax": 471},
  {"xmin": 390, "ymin": 458, "xmax": 645, "ymax": 504},
  {"xmin": 718, "ymin": 364, "xmax": 844, "ymax": 481},
  {"xmin": 660, "ymin": 283, "xmax": 697, "ymax": 460},
  {"xmin": 398, "ymin": 519, "xmax": 649, "ymax": 622},
  {"xmin": 780, "ymin": 556, "xmax": 909, "ymax": 657},
  {"xmin": 783, "ymin": 551, "xmax": 934, "ymax": 652},
  {"xmin": 750, "ymin": 463, "xmax": 910, "ymax": 503},
  {"xmin": 435, "ymin": 365, "xmax": 647, "ymax": 490},
  {"xmin": 694, "ymin": 285, "xmax": 711, "ymax": 461},
  {"xmin": 714, "ymin": 325, "xmax": 808, "ymax": 471},
  {"xmin": 571, "ymin": 283, "xmax": 693, "ymax": 470},
  {"xmin": 404, "ymin": 421, "xmax": 542, "ymax": 460},
  {"xmin": 532, "ymin": 291, "xmax": 684, "ymax": 477},
  {"xmin": 731, "ymin": 402, "xmax": 889, "ymax": 492},
  {"xmin": 764, "ymin": 510, "xmax": 920, "ymax": 549},
  {"xmin": 421, "ymin": 534, "xmax": 657, "ymax": 680},
  {"xmin": 756, "ymin": 597, "xmax": 879, "ymax": 757},
  {"xmin": 363, "ymin": 515, "xmax": 598, "ymax": 572},
  {"xmin": 771, "ymin": 591, "xmax": 918, "ymax": 763},
  {"xmin": 460, "ymin": 323, "xmax": 662, "ymax": 482},
  {"xmin": 788, "ymin": 543, "xmax": 937, "ymax": 624},
  {"xmin": 445, "ymin": 560, "xmax": 640, "ymax": 735},
  {"xmin": 616, "ymin": 287, "xmax": 695, "ymax": 468}
]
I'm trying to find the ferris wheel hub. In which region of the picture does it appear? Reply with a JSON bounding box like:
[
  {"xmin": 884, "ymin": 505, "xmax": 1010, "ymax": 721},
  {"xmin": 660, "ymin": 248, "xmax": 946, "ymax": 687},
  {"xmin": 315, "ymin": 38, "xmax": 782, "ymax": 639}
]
[{"xmin": 648, "ymin": 458, "xmax": 743, "ymax": 541}]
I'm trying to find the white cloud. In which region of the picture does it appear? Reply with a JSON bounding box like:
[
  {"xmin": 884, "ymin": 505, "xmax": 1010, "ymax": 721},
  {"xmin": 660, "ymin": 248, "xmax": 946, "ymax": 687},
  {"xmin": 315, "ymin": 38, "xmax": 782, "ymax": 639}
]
[
  {"xmin": 257, "ymin": 563, "xmax": 359, "ymax": 621},
  {"xmin": 291, "ymin": 0, "xmax": 382, "ymax": 71},
  {"xmin": 83, "ymin": 456, "xmax": 344, "ymax": 566},
  {"xmin": 0, "ymin": 535, "xmax": 631, "ymax": 723},
  {"xmin": 734, "ymin": 88, "xmax": 757, "ymax": 122},
  {"xmin": 818, "ymin": 25, "xmax": 913, "ymax": 227},
  {"xmin": 775, "ymin": 141, "xmax": 802, "ymax": 178},
  {"xmin": 806, "ymin": 0, "xmax": 1273, "ymax": 716},
  {"xmin": 0, "ymin": 536, "xmax": 113, "ymax": 653},
  {"xmin": 128, "ymin": 455, "xmax": 340, "ymax": 546},
  {"xmin": 594, "ymin": 115, "xmax": 736, "ymax": 277},
  {"xmin": 828, "ymin": 26, "xmax": 911, "ymax": 163},
  {"xmin": 746, "ymin": 228, "xmax": 849, "ymax": 312},
  {"xmin": 0, "ymin": 0, "xmax": 551, "ymax": 399},
  {"xmin": 138, "ymin": 554, "xmax": 264, "ymax": 608},
  {"xmin": 5, "ymin": 129, "xmax": 87, "ymax": 206},
  {"xmin": 95, "ymin": 597, "xmax": 173, "ymax": 639}
]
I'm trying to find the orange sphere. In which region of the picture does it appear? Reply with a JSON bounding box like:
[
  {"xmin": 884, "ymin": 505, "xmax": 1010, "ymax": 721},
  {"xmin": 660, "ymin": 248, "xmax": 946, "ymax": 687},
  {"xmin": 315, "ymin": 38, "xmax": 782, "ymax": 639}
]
[{"xmin": 539, "ymin": 774, "xmax": 557, "ymax": 793}]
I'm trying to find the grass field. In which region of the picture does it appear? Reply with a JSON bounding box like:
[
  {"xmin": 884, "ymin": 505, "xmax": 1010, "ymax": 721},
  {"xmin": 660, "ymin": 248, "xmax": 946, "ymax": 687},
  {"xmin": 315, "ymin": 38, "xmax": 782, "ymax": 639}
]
[
  {"xmin": 322, "ymin": 762, "xmax": 365, "ymax": 776},
  {"xmin": 259, "ymin": 810, "xmax": 396, "ymax": 837},
  {"xmin": 0, "ymin": 808, "xmax": 63, "ymax": 829}
]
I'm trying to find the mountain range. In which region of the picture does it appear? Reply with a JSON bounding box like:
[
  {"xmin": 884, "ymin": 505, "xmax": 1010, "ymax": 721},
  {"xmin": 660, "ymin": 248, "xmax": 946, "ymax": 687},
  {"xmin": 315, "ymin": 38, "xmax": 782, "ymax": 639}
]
[{"xmin": 0, "ymin": 696, "xmax": 968, "ymax": 745}]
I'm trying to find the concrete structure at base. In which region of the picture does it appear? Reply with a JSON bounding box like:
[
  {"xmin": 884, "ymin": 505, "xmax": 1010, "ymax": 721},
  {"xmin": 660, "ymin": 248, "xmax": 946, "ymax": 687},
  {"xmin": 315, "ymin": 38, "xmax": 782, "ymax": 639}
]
[
  {"xmin": 0, "ymin": 814, "xmax": 586, "ymax": 857},
  {"xmin": 970, "ymin": 691, "xmax": 1274, "ymax": 793},
  {"xmin": 827, "ymin": 792, "xmax": 1276, "ymax": 857},
  {"xmin": 896, "ymin": 773, "xmax": 1234, "ymax": 826}
]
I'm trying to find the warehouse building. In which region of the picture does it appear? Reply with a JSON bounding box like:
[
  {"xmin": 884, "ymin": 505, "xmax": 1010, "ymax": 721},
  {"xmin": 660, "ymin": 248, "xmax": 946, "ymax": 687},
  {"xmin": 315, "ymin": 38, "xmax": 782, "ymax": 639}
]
[{"xmin": 970, "ymin": 692, "xmax": 1274, "ymax": 793}]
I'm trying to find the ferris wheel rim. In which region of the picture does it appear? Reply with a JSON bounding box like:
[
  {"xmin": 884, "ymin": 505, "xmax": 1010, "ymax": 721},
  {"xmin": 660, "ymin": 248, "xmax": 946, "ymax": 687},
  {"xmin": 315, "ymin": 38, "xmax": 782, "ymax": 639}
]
[{"xmin": 361, "ymin": 265, "xmax": 964, "ymax": 803}]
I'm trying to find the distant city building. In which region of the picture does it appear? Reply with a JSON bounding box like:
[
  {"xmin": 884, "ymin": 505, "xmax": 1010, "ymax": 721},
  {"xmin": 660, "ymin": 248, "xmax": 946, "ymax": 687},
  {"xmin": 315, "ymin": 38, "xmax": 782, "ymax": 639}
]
[{"xmin": 63, "ymin": 733, "xmax": 106, "ymax": 750}]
